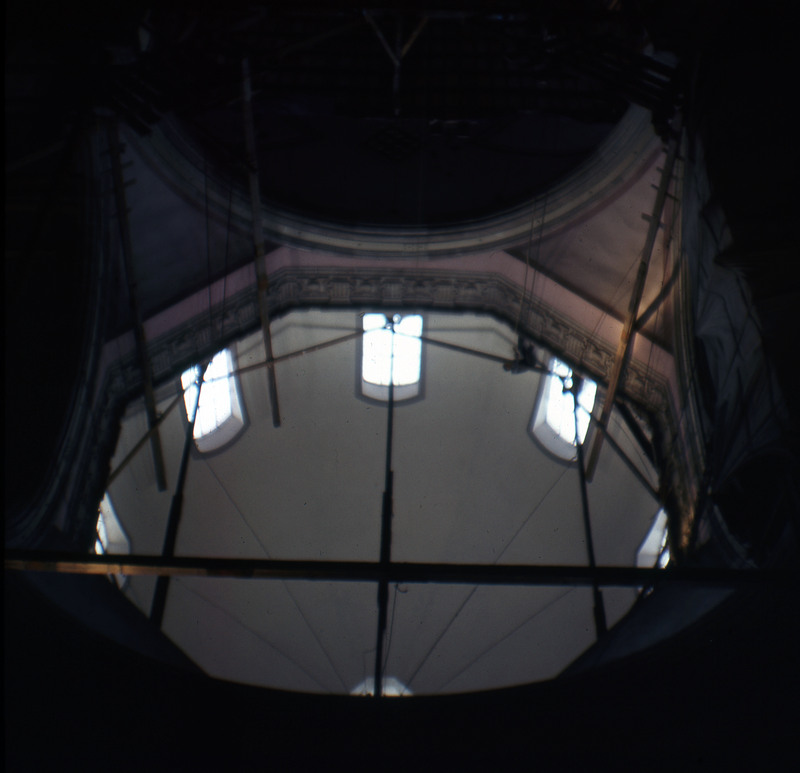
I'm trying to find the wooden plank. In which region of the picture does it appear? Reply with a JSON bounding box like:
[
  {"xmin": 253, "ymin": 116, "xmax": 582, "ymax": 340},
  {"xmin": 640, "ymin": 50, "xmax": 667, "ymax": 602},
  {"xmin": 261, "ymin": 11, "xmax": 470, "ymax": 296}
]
[{"xmin": 6, "ymin": 551, "xmax": 796, "ymax": 588}]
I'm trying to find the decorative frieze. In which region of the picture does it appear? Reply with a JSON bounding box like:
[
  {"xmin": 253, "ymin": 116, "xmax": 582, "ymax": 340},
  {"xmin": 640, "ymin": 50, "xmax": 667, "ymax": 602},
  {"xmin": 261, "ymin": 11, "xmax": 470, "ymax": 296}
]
[{"xmin": 61, "ymin": 263, "xmax": 680, "ymax": 551}]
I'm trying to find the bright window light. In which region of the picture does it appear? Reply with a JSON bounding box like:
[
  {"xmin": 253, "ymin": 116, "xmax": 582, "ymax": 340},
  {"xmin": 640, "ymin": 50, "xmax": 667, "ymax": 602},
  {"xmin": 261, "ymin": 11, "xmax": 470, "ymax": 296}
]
[
  {"xmin": 362, "ymin": 313, "xmax": 423, "ymax": 401},
  {"xmin": 351, "ymin": 677, "xmax": 412, "ymax": 697},
  {"xmin": 531, "ymin": 357, "xmax": 597, "ymax": 461},
  {"xmin": 636, "ymin": 508, "xmax": 671, "ymax": 569},
  {"xmin": 94, "ymin": 494, "xmax": 130, "ymax": 587},
  {"xmin": 181, "ymin": 348, "xmax": 245, "ymax": 452}
]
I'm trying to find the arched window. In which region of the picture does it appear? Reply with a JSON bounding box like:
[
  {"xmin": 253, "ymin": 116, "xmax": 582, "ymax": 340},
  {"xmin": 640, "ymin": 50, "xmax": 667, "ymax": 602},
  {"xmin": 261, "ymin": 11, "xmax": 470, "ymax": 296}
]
[
  {"xmin": 361, "ymin": 313, "xmax": 423, "ymax": 401},
  {"xmin": 181, "ymin": 348, "xmax": 245, "ymax": 452},
  {"xmin": 95, "ymin": 493, "xmax": 130, "ymax": 588},
  {"xmin": 636, "ymin": 508, "xmax": 670, "ymax": 568},
  {"xmin": 531, "ymin": 356, "xmax": 597, "ymax": 461},
  {"xmin": 351, "ymin": 677, "xmax": 412, "ymax": 697}
]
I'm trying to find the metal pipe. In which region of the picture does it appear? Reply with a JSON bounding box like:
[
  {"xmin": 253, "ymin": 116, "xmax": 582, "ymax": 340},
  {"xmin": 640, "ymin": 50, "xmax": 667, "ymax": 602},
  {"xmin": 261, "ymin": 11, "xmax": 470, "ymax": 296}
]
[
  {"xmin": 374, "ymin": 321, "xmax": 397, "ymax": 698},
  {"xmin": 150, "ymin": 373, "xmax": 201, "ymax": 627}
]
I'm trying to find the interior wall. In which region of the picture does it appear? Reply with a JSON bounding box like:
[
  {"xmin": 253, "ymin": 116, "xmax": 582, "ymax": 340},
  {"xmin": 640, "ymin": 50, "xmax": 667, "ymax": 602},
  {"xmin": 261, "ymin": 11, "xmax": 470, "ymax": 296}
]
[{"xmin": 105, "ymin": 309, "xmax": 661, "ymax": 695}]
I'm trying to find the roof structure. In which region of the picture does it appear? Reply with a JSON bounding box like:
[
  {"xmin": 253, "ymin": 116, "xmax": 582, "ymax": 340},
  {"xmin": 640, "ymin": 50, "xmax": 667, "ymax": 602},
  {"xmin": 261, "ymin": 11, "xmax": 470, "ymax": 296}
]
[{"xmin": 5, "ymin": 2, "xmax": 798, "ymax": 767}]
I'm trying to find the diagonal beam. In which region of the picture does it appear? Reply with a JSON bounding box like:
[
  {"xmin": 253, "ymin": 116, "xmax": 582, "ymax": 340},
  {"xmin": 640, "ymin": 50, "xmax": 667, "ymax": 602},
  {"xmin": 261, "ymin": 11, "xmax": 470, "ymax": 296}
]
[
  {"xmin": 106, "ymin": 392, "xmax": 184, "ymax": 487},
  {"xmin": 400, "ymin": 16, "xmax": 428, "ymax": 59},
  {"xmin": 275, "ymin": 19, "xmax": 362, "ymax": 60},
  {"xmin": 593, "ymin": 417, "xmax": 659, "ymax": 500},
  {"xmin": 585, "ymin": 126, "xmax": 680, "ymax": 480},
  {"xmin": 573, "ymin": 383, "xmax": 606, "ymax": 637},
  {"xmin": 242, "ymin": 58, "xmax": 281, "ymax": 427},
  {"xmin": 107, "ymin": 122, "xmax": 168, "ymax": 491},
  {"xmin": 633, "ymin": 253, "xmax": 683, "ymax": 333},
  {"xmin": 107, "ymin": 333, "xmax": 365, "ymax": 490},
  {"xmin": 6, "ymin": 551, "xmax": 797, "ymax": 589},
  {"xmin": 363, "ymin": 11, "xmax": 399, "ymax": 67},
  {"xmin": 150, "ymin": 371, "xmax": 201, "ymax": 628}
]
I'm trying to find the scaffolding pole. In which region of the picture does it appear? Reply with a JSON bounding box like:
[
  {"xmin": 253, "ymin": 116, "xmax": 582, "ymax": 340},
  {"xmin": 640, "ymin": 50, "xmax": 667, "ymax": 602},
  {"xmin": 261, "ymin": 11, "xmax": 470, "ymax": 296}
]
[
  {"xmin": 374, "ymin": 321, "xmax": 396, "ymax": 698},
  {"xmin": 574, "ymin": 380, "xmax": 607, "ymax": 638},
  {"xmin": 585, "ymin": 127, "xmax": 680, "ymax": 480},
  {"xmin": 107, "ymin": 122, "xmax": 168, "ymax": 491},
  {"xmin": 150, "ymin": 373, "xmax": 200, "ymax": 628},
  {"xmin": 242, "ymin": 58, "xmax": 281, "ymax": 427}
]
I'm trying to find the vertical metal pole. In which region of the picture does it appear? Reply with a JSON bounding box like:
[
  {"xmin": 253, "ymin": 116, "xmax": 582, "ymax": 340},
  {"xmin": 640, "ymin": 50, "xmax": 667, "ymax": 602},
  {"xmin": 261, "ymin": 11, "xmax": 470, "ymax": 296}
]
[
  {"xmin": 107, "ymin": 122, "xmax": 168, "ymax": 491},
  {"xmin": 585, "ymin": 127, "xmax": 680, "ymax": 480},
  {"xmin": 242, "ymin": 58, "xmax": 281, "ymax": 427},
  {"xmin": 374, "ymin": 317, "xmax": 396, "ymax": 698},
  {"xmin": 150, "ymin": 374, "xmax": 201, "ymax": 628},
  {"xmin": 573, "ymin": 379, "xmax": 607, "ymax": 638}
]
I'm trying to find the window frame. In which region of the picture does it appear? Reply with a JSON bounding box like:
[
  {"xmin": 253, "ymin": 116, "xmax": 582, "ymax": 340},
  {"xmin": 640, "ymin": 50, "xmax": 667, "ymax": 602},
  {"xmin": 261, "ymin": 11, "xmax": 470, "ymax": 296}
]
[
  {"xmin": 94, "ymin": 493, "xmax": 130, "ymax": 588},
  {"xmin": 181, "ymin": 347, "xmax": 247, "ymax": 454},
  {"xmin": 358, "ymin": 312, "xmax": 425, "ymax": 403},
  {"xmin": 530, "ymin": 356, "xmax": 598, "ymax": 462}
]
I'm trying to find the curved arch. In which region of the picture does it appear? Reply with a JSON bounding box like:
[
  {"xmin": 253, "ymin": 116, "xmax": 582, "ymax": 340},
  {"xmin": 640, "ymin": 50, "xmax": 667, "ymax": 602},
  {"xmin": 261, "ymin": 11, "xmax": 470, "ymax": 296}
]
[{"xmin": 134, "ymin": 105, "xmax": 659, "ymax": 259}]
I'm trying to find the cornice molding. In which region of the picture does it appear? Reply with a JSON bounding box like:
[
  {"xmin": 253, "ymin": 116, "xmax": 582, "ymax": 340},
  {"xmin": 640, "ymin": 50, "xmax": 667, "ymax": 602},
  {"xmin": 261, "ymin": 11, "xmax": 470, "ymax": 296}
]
[
  {"xmin": 109, "ymin": 267, "xmax": 672, "ymax": 415},
  {"xmin": 19, "ymin": 262, "xmax": 687, "ymax": 553},
  {"xmin": 134, "ymin": 105, "xmax": 659, "ymax": 259}
]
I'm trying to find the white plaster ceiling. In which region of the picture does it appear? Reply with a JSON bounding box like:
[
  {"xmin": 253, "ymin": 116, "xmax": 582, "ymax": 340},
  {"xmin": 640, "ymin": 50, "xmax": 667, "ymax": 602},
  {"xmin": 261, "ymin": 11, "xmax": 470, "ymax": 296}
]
[{"xmin": 106, "ymin": 309, "xmax": 661, "ymax": 695}]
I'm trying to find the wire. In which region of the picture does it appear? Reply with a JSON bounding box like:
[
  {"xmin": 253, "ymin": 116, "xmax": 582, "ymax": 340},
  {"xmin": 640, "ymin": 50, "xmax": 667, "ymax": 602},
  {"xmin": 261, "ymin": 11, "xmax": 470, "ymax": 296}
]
[
  {"xmin": 174, "ymin": 577, "xmax": 331, "ymax": 693},
  {"xmin": 203, "ymin": 459, "xmax": 349, "ymax": 692},
  {"xmin": 436, "ymin": 587, "xmax": 575, "ymax": 692},
  {"xmin": 404, "ymin": 465, "xmax": 570, "ymax": 691}
]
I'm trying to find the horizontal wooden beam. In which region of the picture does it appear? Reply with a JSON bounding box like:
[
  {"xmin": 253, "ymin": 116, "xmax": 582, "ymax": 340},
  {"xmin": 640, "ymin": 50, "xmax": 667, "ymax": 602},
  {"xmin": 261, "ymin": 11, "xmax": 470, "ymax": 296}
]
[{"xmin": 5, "ymin": 551, "xmax": 797, "ymax": 588}]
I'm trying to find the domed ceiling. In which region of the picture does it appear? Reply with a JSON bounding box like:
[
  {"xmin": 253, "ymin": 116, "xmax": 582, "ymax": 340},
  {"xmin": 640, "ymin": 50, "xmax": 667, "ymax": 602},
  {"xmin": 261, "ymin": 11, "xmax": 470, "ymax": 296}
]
[
  {"xmin": 5, "ymin": 3, "xmax": 799, "ymax": 763},
  {"xmin": 106, "ymin": 308, "xmax": 663, "ymax": 695},
  {"xmin": 7, "ymin": 0, "xmax": 689, "ymax": 700},
  {"xmin": 132, "ymin": 7, "xmax": 644, "ymax": 224}
]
